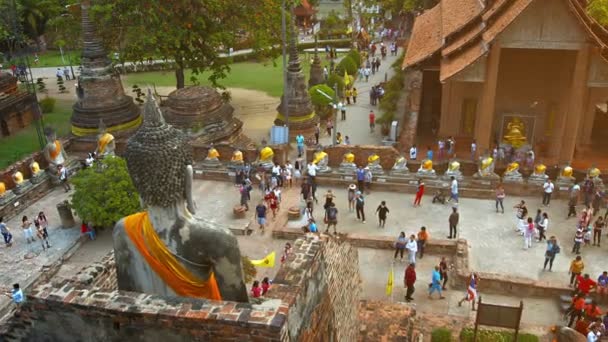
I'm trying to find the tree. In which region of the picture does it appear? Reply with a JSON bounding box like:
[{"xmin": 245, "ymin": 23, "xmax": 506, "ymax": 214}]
[
  {"xmin": 588, "ymin": 0, "xmax": 608, "ymax": 26},
  {"xmin": 91, "ymin": 0, "xmax": 283, "ymax": 89},
  {"xmin": 309, "ymin": 84, "xmax": 336, "ymax": 119},
  {"xmin": 336, "ymin": 55, "xmax": 358, "ymax": 75},
  {"xmin": 70, "ymin": 157, "xmax": 141, "ymax": 227}
]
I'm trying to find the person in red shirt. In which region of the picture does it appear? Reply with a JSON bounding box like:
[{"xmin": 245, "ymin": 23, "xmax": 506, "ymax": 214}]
[
  {"xmin": 404, "ymin": 263, "xmax": 416, "ymax": 302},
  {"xmin": 261, "ymin": 277, "xmax": 271, "ymax": 296},
  {"xmin": 369, "ymin": 111, "xmax": 375, "ymax": 133},
  {"xmin": 251, "ymin": 280, "xmax": 261, "ymax": 298},
  {"xmin": 413, "ymin": 179, "xmax": 425, "ymax": 207},
  {"xmin": 576, "ymin": 273, "xmax": 597, "ymax": 295},
  {"xmin": 566, "ymin": 294, "xmax": 586, "ymax": 327},
  {"xmin": 585, "ymin": 300, "xmax": 602, "ymax": 320}
]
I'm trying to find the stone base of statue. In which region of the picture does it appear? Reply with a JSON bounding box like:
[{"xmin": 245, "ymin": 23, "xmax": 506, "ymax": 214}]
[
  {"xmin": 368, "ymin": 165, "xmax": 384, "ymax": 175},
  {"xmin": 201, "ymin": 158, "xmax": 222, "ymax": 169},
  {"xmin": 390, "ymin": 166, "xmax": 410, "ymax": 176},
  {"xmin": 338, "ymin": 163, "xmax": 357, "ymax": 175},
  {"xmin": 416, "ymin": 168, "xmax": 437, "ymax": 179},
  {"xmin": 556, "ymin": 176, "xmax": 575, "ymax": 190},
  {"xmin": 443, "ymin": 171, "xmax": 463, "ymax": 181},
  {"xmin": 503, "ymin": 171, "xmax": 524, "ymax": 183},
  {"xmin": 258, "ymin": 162, "xmax": 274, "ymax": 172},
  {"xmin": 30, "ymin": 172, "xmax": 49, "ymax": 185},
  {"xmin": 527, "ymin": 173, "xmax": 548, "ymax": 185},
  {"xmin": 591, "ymin": 177, "xmax": 605, "ymax": 190},
  {"xmin": 12, "ymin": 180, "xmax": 33, "ymax": 195},
  {"xmin": 317, "ymin": 166, "xmax": 332, "ymax": 174},
  {"xmin": 228, "ymin": 161, "xmax": 245, "ymax": 170},
  {"xmin": 0, "ymin": 190, "xmax": 16, "ymax": 206}
]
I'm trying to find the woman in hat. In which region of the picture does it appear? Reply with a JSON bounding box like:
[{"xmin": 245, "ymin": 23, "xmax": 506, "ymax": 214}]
[{"xmin": 347, "ymin": 184, "xmax": 357, "ymax": 212}]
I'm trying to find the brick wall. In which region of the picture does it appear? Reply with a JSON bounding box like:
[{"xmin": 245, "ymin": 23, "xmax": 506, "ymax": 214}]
[
  {"xmin": 4, "ymin": 236, "xmax": 362, "ymax": 342},
  {"xmin": 306, "ymin": 145, "xmax": 401, "ymax": 169}
]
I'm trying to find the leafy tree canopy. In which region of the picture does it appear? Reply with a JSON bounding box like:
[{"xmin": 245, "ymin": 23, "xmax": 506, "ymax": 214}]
[
  {"xmin": 588, "ymin": 0, "xmax": 608, "ymax": 26},
  {"xmin": 309, "ymin": 84, "xmax": 336, "ymax": 107},
  {"xmin": 70, "ymin": 157, "xmax": 141, "ymax": 228}
]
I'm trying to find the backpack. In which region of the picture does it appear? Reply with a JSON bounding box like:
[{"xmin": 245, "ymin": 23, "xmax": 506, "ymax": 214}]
[{"xmin": 327, "ymin": 207, "xmax": 337, "ymax": 220}]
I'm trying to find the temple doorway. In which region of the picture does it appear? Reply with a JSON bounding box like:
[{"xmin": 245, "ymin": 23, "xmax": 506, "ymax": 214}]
[{"xmin": 418, "ymin": 70, "xmax": 441, "ymax": 136}]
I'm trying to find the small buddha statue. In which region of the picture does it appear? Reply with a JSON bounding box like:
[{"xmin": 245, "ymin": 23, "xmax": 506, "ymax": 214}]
[
  {"xmin": 258, "ymin": 145, "xmax": 274, "ymax": 170},
  {"xmin": 503, "ymin": 117, "xmax": 528, "ymax": 149},
  {"xmin": 589, "ymin": 167, "xmax": 601, "ymax": 179},
  {"xmin": 114, "ymin": 91, "xmax": 248, "ymax": 302},
  {"xmin": 43, "ymin": 127, "xmax": 70, "ymax": 184},
  {"xmin": 390, "ymin": 156, "xmax": 410, "ymax": 175},
  {"xmin": 201, "ymin": 144, "xmax": 222, "ymax": 168},
  {"xmin": 417, "ymin": 159, "xmax": 436, "ymax": 176},
  {"xmin": 588, "ymin": 167, "xmax": 604, "ymax": 188},
  {"xmin": 474, "ymin": 156, "xmax": 499, "ymax": 179},
  {"xmin": 366, "ymin": 153, "xmax": 384, "ymax": 174},
  {"xmin": 11, "ymin": 170, "xmax": 32, "ymax": 195},
  {"xmin": 556, "ymin": 165, "xmax": 575, "ymax": 187},
  {"xmin": 339, "ymin": 151, "xmax": 357, "ymax": 173},
  {"xmin": 29, "ymin": 161, "xmax": 47, "ymax": 185},
  {"xmin": 503, "ymin": 162, "xmax": 523, "ymax": 182},
  {"xmin": 0, "ymin": 181, "xmax": 16, "ymax": 206},
  {"xmin": 96, "ymin": 133, "xmax": 116, "ymax": 157},
  {"xmin": 444, "ymin": 160, "xmax": 463, "ymax": 180},
  {"xmin": 313, "ymin": 149, "xmax": 331, "ymax": 173},
  {"xmin": 528, "ymin": 163, "xmax": 549, "ymax": 184},
  {"xmin": 230, "ymin": 149, "xmax": 244, "ymax": 166}
]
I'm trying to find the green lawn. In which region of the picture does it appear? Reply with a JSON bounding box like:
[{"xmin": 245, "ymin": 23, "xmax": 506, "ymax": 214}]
[
  {"xmin": 5, "ymin": 50, "xmax": 82, "ymax": 68},
  {"xmin": 123, "ymin": 55, "xmax": 314, "ymax": 98},
  {"xmin": 0, "ymin": 99, "xmax": 73, "ymax": 169}
]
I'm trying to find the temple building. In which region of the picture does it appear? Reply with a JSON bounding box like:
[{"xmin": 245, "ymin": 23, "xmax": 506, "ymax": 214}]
[
  {"xmin": 294, "ymin": 0, "xmax": 315, "ymax": 29},
  {"xmin": 70, "ymin": 0, "xmax": 140, "ymax": 140},
  {"xmin": 403, "ymin": 0, "xmax": 608, "ymax": 163},
  {"xmin": 0, "ymin": 73, "xmax": 37, "ymax": 137}
]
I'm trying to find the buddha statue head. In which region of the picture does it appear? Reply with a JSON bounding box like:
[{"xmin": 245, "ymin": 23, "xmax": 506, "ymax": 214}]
[
  {"xmin": 231, "ymin": 149, "xmax": 243, "ymax": 163},
  {"xmin": 313, "ymin": 150, "xmax": 328, "ymax": 165},
  {"xmin": 448, "ymin": 160, "xmax": 460, "ymax": 172},
  {"xmin": 343, "ymin": 151, "xmax": 355, "ymax": 164},
  {"xmin": 506, "ymin": 162, "xmax": 519, "ymax": 173},
  {"xmin": 368, "ymin": 153, "xmax": 380, "ymax": 165},
  {"xmin": 115, "ymin": 91, "xmax": 248, "ymax": 302},
  {"xmin": 30, "ymin": 161, "xmax": 41, "ymax": 175},
  {"xmin": 562, "ymin": 166, "xmax": 573, "ymax": 178},
  {"xmin": 534, "ymin": 163, "xmax": 547, "ymax": 175},
  {"xmin": 589, "ymin": 167, "xmax": 601, "ymax": 178},
  {"xmin": 259, "ymin": 146, "xmax": 274, "ymax": 163},
  {"xmin": 423, "ymin": 159, "xmax": 433, "ymax": 170},
  {"xmin": 12, "ymin": 171, "xmax": 24, "ymax": 185}
]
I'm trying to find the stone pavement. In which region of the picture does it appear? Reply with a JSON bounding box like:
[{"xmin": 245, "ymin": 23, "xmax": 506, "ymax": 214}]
[
  {"xmin": 286, "ymin": 183, "xmax": 608, "ymax": 284},
  {"xmin": 317, "ymin": 47, "xmax": 402, "ymax": 147}
]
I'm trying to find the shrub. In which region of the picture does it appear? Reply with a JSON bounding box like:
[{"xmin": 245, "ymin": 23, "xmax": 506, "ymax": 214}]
[
  {"xmin": 459, "ymin": 328, "xmax": 539, "ymax": 342},
  {"xmin": 431, "ymin": 328, "xmax": 453, "ymax": 342},
  {"xmin": 347, "ymin": 49, "xmax": 362, "ymax": 67},
  {"xmin": 36, "ymin": 78, "xmax": 47, "ymax": 94},
  {"xmin": 39, "ymin": 97, "xmax": 56, "ymax": 113},
  {"xmin": 309, "ymin": 84, "xmax": 335, "ymax": 106},
  {"xmin": 57, "ymin": 77, "xmax": 67, "ymax": 93},
  {"xmin": 336, "ymin": 55, "xmax": 358, "ymax": 76},
  {"xmin": 326, "ymin": 73, "xmax": 345, "ymax": 95}
]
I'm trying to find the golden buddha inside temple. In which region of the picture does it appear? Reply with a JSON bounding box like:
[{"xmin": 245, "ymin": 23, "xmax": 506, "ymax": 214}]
[
  {"xmin": 423, "ymin": 159, "xmax": 433, "ymax": 170},
  {"xmin": 589, "ymin": 167, "xmax": 601, "ymax": 178},
  {"xmin": 259, "ymin": 146, "xmax": 274, "ymax": 163},
  {"xmin": 313, "ymin": 151, "xmax": 328, "ymax": 165},
  {"xmin": 506, "ymin": 162, "xmax": 519, "ymax": 173},
  {"xmin": 97, "ymin": 132, "xmax": 115, "ymax": 156},
  {"xmin": 368, "ymin": 154, "xmax": 380, "ymax": 165},
  {"xmin": 448, "ymin": 160, "xmax": 460, "ymax": 171},
  {"xmin": 206, "ymin": 147, "xmax": 220, "ymax": 160},
  {"xmin": 30, "ymin": 162, "xmax": 41, "ymax": 175},
  {"xmin": 12, "ymin": 172, "xmax": 24, "ymax": 185},
  {"xmin": 503, "ymin": 117, "xmax": 528, "ymax": 149},
  {"xmin": 343, "ymin": 152, "xmax": 355, "ymax": 164},
  {"xmin": 231, "ymin": 149, "xmax": 243, "ymax": 163},
  {"xmin": 562, "ymin": 166, "xmax": 573, "ymax": 178},
  {"xmin": 481, "ymin": 157, "xmax": 494, "ymax": 171},
  {"xmin": 534, "ymin": 163, "xmax": 547, "ymax": 175}
]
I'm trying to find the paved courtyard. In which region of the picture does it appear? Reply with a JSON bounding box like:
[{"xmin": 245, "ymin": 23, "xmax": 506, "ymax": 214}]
[{"xmin": 286, "ymin": 183, "xmax": 607, "ymax": 284}]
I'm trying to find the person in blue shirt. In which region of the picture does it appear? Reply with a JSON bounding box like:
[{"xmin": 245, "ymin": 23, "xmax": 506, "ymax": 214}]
[
  {"xmin": 308, "ymin": 219, "xmax": 318, "ymax": 233},
  {"xmin": 426, "ymin": 146, "xmax": 433, "ymax": 161},
  {"xmin": 428, "ymin": 266, "xmax": 445, "ymax": 299},
  {"xmin": 7, "ymin": 283, "xmax": 23, "ymax": 308},
  {"xmin": 356, "ymin": 166, "xmax": 366, "ymax": 192},
  {"xmin": 295, "ymin": 134, "xmax": 305, "ymax": 156}
]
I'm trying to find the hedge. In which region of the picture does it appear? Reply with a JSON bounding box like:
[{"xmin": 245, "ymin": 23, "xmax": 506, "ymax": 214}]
[
  {"xmin": 39, "ymin": 97, "xmax": 56, "ymax": 113},
  {"xmin": 336, "ymin": 55, "xmax": 358, "ymax": 76},
  {"xmin": 459, "ymin": 328, "xmax": 539, "ymax": 342},
  {"xmin": 431, "ymin": 328, "xmax": 453, "ymax": 342}
]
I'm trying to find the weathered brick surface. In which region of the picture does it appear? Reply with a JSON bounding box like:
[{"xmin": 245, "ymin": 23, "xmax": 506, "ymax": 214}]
[{"xmin": 358, "ymin": 300, "xmax": 414, "ymax": 341}]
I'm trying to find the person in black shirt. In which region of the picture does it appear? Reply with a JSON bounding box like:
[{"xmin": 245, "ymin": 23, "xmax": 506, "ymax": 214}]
[
  {"xmin": 376, "ymin": 201, "xmax": 389, "ymax": 228},
  {"xmin": 255, "ymin": 202, "xmax": 267, "ymax": 232}
]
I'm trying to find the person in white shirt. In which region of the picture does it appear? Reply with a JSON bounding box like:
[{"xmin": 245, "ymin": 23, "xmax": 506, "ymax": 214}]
[
  {"xmin": 58, "ymin": 165, "xmax": 71, "ymax": 192},
  {"xmin": 471, "ymin": 139, "xmax": 477, "ymax": 162},
  {"xmin": 449, "ymin": 176, "xmax": 459, "ymax": 203},
  {"xmin": 542, "ymin": 179, "xmax": 555, "ymax": 206},
  {"xmin": 409, "ymin": 145, "xmax": 417, "ymax": 160},
  {"xmin": 405, "ymin": 235, "xmax": 418, "ymax": 264},
  {"xmin": 85, "ymin": 153, "xmax": 94, "ymax": 168},
  {"xmin": 307, "ymin": 162, "xmax": 318, "ymax": 184}
]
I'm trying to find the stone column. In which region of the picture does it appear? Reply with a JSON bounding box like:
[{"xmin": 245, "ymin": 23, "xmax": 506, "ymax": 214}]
[
  {"xmin": 439, "ymin": 81, "xmax": 452, "ymax": 137},
  {"xmin": 475, "ymin": 42, "xmax": 501, "ymax": 152},
  {"xmin": 559, "ymin": 44, "xmax": 591, "ymax": 162},
  {"xmin": 56, "ymin": 200, "xmax": 76, "ymax": 228}
]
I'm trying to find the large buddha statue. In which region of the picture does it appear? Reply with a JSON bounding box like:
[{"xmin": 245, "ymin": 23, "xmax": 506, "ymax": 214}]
[
  {"xmin": 43, "ymin": 127, "xmax": 69, "ymax": 178},
  {"xmin": 474, "ymin": 156, "xmax": 499, "ymax": 179},
  {"xmin": 503, "ymin": 117, "xmax": 528, "ymax": 149},
  {"xmin": 201, "ymin": 144, "xmax": 222, "ymax": 168},
  {"xmin": 444, "ymin": 160, "xmax": 462, "ymax": 180},
  {"xmin": 417, "ymin": 158, "xmax": 436, "ymax": 177},
  {"xmin": 367, "ymin": 153, "xmax": 384, "ymax": 174},
  {"xmin": 113, "ymin": 92, "xmax": 248, "ymax": 302},
  {"xmin": 0, "ymin": 182, "xmax": 16, "ymax": 206},
  {"xmin": 503, "ymin": 162, "xmax": 523, "ymax": 182},
  {"xmin": 11, "ymin": 171, "xmax": 32, "ymax": 195},
  {"xmin": 339, "ymin": 151, "xmax": 356, "ymax": 174},
  {"xmin": 313, "ymin": 149, "xmax": 331, "ymax": 173},
  {"xmin": 228, "ymin": 149, "xmax": 244, "ymax": 169},
  {"xmin": 96, "ymin": 120, "xmax": 116, "ymax": 158},
  {"xmin": 258, "ymin": 145, "xmax": 274, "ymax": 171},
  {"xmin": 390, "ymin": 155, "xmax": 410, "ymax": 175}
]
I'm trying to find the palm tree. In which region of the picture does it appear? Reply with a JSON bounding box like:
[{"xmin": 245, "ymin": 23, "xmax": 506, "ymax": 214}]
[{"xmin": 17, "ymin": 0, "xmax": 62, "ymax": 51}]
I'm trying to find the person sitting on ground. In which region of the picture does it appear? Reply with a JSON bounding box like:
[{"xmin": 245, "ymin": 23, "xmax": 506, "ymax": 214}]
[{"xmin": 432, "ymin": 189, "xmax": 446, "ymax": 204}]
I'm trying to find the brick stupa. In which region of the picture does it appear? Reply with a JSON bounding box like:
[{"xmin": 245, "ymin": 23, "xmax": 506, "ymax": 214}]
[
  {"xmin": 308, "ymin": 39, "xmax": 324, "ymax": 89},
  {"xmin": 70, "ymin": 0, "xmax": 140, "ymax": 141},
  {"xmin": 274, "ymin": 21, "xmax": 319, "ymax": 138}
]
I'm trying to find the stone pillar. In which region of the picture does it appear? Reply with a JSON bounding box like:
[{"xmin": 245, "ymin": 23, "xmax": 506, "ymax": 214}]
[
  {"xmin": 56, "ymin": 200, "xmax": 76, "ymax": 228},
  {"xmin": 559, "ymin": 44, "xmax": 591, "ymax": 162},
  {"xmin": 439, "ymin": 81, "xmax": 452, "ymax": 137},
  {"xmin": 475, "ymin": 42, "xmax": 501, "ymax": 152}
]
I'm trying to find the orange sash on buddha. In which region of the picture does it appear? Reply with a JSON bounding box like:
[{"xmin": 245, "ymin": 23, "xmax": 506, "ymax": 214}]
[
  {"xmin": 49, "ymin": 140, "xmax": 61, "ymax": 160},
  {"xmin": 123, "ymin": 212, "xmax": 222, "ymax": 300}
]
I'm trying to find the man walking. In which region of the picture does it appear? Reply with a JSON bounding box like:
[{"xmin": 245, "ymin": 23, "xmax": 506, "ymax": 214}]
[
  {"xmin": 568, "ymin": 183, "xmax": 580, "ymax": 218},
  {"xmin": 340, "ymin": 102, "xmax": 346, "ymax": 121},
  {"xmin": 448, "ymin": 207, "xmax": 459, "ymax": 239},
  {"xmin": 295, "ymin": 134, "xmax": 305, "ymax": 156},
  {"xmin": 405, "ymin": 234, "xmax": 417, "ymax": 264},
  {"xmin": 369, "ymin": 110, "xmax": 375, "ymax": 133},
  {"xmin": 404, "ymin": 263, "xmax": 416, "ymax": 302},
  {"xmin": 449, "ymin": 176, "xmax": 459, "ymax": 203},
  {"xmin": 58, "ymin": 165, "xmax": 71, "ymax": 192},
  {"xmin": 355, "ymin": 191, "xmax": 366, "ymax": 223},
  {"xmin": 542, "ymin": 179, "xmax": 554, "ymax": 206},
  {"xmin": 356, "ymin": 165, "xmax": 366, "ymax": 193},
  {"xmin": 255, "ymin": 201, "xmax": 267, "ymax": 232}
]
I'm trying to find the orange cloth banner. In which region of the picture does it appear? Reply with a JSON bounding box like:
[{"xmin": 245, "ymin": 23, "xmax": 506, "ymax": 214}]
[
  {"xmin": 49, "ymin": 140, "xmax": 61, "ymax": 160},
  {"xmin": 124, "ymin": 212, "xmax": 222, "ymax": 300}
]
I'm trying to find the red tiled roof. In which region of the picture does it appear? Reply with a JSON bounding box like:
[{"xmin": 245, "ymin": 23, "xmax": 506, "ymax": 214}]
[
  {"xmin": 294, "ymin": 0, "xmax": 315, "ymax": 16},
  {"xmin": 441, "ymin": 0, "xmax": 483, "ymax": 39},
  {"xmin": 403, "ymin": 0, "xmax": 608, "ymax": 81},
  {"xmin": 402, "ymin": 4, "xmax": 443, "ymax": 69}
]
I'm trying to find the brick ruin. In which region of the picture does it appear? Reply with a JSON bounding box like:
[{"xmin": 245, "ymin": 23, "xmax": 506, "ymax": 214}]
[
  {"xmin": 2, "ymin": 237, "xmax": 413, "ymax": 341},
  {"xmin": 0, "ymin": 72, "xmax": 37, "ymax": 138}
]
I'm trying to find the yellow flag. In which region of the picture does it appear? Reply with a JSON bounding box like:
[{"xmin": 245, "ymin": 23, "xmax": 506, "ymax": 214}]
[
  {"xmin": 386, "ymin": 267, "xmax": 394, "ymax": 296},
  {"xmin": 344, "ymin": 70, "xmax": 351, "ymax": 86},
  {"xmin": 251, "ymin": 251, "xmax": 276, "ymax": 268}
]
